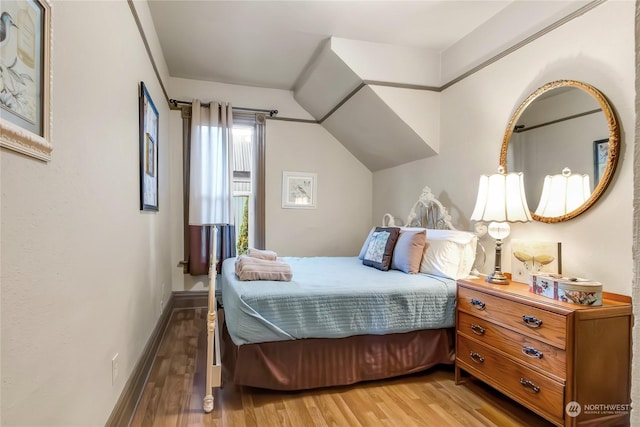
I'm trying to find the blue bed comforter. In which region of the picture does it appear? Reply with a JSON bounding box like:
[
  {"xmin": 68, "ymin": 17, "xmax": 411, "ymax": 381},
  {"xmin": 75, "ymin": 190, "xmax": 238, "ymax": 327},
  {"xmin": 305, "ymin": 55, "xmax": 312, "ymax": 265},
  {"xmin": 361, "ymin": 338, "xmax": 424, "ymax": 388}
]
[{"xmin": 220, "ymin": 256, "xmax": 456, "ymax": 346}]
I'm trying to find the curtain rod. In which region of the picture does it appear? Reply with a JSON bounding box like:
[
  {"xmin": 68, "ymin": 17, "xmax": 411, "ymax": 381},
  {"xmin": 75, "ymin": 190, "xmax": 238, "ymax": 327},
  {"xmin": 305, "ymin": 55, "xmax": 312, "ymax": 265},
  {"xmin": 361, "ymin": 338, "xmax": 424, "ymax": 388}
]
[{"xmin": 169, "ymin": 99, "xmax": 278, "ymax": 117}]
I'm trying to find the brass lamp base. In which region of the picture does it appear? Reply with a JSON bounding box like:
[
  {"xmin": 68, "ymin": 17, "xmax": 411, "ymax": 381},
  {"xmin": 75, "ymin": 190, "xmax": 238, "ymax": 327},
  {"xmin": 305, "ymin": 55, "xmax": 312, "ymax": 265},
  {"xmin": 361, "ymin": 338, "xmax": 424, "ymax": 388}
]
[
  {"xmin": 486, "ymin": 271, "xmax": 509, "ymax": 285},
  {"xmin": 487, "ymin": 235, "xmax": 509, "ymax": 285}
]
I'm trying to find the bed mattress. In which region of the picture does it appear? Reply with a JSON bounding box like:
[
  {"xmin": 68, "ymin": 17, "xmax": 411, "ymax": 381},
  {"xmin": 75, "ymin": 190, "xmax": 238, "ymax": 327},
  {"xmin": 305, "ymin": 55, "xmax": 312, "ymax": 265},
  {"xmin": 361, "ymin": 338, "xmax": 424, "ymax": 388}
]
[{"xmin": 220, "ymin": 256, "xmax": 456, "ymax": 345}]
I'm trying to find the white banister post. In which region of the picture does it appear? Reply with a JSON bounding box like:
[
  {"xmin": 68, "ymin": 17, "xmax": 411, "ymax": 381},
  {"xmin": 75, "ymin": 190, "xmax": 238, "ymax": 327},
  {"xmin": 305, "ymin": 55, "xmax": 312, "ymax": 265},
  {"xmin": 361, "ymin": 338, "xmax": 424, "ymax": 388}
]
[{"xmin": 203, "ymin": 225, "xmax": 218, "ymax": 413}]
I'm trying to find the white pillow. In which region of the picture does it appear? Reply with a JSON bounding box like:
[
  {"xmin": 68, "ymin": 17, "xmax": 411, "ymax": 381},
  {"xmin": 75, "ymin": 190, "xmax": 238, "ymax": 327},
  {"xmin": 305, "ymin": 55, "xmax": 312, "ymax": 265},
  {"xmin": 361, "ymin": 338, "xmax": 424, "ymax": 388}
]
[
  {"xmin": 425, "ymin": 229, "xmax": 476, "ymax": 244},
  {"xmin": 420, "ymin": 230, "xmax": 477, "ymax": 279}
]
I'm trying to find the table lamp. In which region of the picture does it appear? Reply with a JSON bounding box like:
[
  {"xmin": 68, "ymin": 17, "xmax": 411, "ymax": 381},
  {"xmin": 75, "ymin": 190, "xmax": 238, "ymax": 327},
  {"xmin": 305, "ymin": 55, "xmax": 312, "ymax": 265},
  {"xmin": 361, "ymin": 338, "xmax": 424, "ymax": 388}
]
[{"xmin": 471, "ymin": 166, "xmax": 532, "ymax": 284}]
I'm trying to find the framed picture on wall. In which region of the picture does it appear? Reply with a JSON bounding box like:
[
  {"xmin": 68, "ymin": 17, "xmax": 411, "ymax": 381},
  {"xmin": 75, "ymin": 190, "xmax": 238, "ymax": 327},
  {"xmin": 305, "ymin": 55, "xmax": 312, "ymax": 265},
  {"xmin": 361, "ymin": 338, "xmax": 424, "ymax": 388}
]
[
  {"xmin": 593, "ymin": 138, "xmax": 609, "ymax": 187},
  {"xmin": 139, "ymin": 82, "xmax": 159, "ymax": 211},
  {"xmin": 282, "ymin": 171, "xmax": 317, "ymax": 209},
  {"xmin": 0, "ymin": 0, "xmax": 52, "ymax": 161}
]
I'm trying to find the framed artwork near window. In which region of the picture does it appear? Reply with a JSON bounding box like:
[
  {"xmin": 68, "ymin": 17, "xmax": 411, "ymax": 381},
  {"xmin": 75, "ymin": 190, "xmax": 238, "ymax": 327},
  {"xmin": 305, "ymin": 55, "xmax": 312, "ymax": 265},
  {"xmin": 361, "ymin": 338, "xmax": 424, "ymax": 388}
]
[
  {"xmin": 282, "ymin": 171, "xmax": 317, "ymax": 209},
  {"xmin": 593, "ymin": 138, "xmax": 609, "ymax": 187},
  {"xmin": 0, "ymin": 0, "xmax": 52, "ymax": 161},
  {"xmin": 139, "ymin": 81, "xmax": 159, "ymax": 211}
]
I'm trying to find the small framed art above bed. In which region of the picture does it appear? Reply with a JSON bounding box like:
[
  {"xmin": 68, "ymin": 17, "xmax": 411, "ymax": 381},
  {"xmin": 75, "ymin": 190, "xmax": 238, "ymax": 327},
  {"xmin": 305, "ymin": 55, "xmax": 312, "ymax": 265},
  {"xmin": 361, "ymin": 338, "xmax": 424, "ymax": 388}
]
[{"xmin": 203, "ymin": 186, "xmax": 479, "ymax": 412}]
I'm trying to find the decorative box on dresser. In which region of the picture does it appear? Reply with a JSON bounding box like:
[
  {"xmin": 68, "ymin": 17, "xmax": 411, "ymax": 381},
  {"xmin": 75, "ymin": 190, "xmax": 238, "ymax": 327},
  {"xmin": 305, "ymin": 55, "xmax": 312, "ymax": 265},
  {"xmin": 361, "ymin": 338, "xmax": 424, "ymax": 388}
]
[{"xmin": 455, "ymin": 277, "xmax": 632, "ymax": 427}]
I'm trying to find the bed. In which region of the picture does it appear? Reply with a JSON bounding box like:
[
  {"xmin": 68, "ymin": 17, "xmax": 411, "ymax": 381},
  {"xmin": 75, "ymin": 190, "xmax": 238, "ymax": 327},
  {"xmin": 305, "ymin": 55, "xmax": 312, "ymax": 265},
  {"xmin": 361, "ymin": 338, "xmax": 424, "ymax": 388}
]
[{"xmin": 203, "ymin": 186, "xmax": 477, "ymax": 412}]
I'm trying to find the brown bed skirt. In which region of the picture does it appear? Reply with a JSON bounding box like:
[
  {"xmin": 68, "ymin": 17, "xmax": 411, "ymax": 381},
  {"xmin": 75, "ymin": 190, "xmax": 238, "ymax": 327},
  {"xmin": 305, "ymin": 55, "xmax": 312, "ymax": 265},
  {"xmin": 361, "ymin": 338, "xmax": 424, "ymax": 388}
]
[{"xmin": 219, "ymin": 309, "xmax": 455, "ymax": 391}]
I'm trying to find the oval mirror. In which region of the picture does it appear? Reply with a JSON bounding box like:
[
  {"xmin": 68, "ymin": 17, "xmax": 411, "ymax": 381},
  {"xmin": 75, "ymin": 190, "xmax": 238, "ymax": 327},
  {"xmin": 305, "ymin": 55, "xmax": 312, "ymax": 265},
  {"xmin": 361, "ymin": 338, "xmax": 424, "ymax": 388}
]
[{"xmin": 500, "ymin": 80, "xmax": 620, "ymax": 223}]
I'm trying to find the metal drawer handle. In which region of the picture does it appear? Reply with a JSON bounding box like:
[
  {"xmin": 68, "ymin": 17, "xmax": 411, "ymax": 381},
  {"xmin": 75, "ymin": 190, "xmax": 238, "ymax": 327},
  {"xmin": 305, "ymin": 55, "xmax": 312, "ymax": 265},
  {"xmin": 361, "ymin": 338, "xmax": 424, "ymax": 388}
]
[
  {"xmin": 522, "ymin": 315, "xmax": 543, "ymax": 328},
  {"xmin": 469, "ymin": 352, "xmax": 485, "ymax": 363},
  {"xmin": 471, "ymin": 324, "xmax": 486, "ymax": 336},
  {"xmin": 522, "ymin": 346, "xmax": 543, "ymax": 359},
  {"xmin": 520, "ymin": 378, "xmax": 540, "ymax": 393},
  {"xmin": 471, "ymin": 298, "xmax": 486, "ymax": 310}
]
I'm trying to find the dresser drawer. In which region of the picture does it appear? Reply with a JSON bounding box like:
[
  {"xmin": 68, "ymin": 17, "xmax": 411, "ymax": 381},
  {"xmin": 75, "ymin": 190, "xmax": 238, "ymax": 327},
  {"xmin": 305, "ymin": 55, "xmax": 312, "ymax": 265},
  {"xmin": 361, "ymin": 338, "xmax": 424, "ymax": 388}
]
[
  {"xmin": 457, "ymin": 335, "xmax": 564, "ymax": 424},
  {"xmin": 458, "ymin": 286, "xmax": 567, "ymax": 348},
  {"xmin": 457, "ymin": 311, "xmax": 566, "ymax": 380}
]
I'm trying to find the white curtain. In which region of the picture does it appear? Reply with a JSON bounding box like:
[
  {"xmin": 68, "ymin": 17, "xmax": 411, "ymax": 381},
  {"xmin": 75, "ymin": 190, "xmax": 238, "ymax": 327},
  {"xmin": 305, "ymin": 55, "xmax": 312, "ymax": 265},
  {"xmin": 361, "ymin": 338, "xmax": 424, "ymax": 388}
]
[{"xmin": 188, "ymin": 100, "xmax": 234, "ymax": 226}]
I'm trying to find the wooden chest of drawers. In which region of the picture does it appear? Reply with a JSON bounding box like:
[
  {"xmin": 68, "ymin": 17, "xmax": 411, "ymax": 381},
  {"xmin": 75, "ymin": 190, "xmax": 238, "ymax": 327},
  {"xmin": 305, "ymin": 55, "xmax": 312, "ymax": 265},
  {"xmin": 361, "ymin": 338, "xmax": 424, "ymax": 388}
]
[{"xmin": 455, "ymin": 278, "xmax": 632, "ymax": 426}]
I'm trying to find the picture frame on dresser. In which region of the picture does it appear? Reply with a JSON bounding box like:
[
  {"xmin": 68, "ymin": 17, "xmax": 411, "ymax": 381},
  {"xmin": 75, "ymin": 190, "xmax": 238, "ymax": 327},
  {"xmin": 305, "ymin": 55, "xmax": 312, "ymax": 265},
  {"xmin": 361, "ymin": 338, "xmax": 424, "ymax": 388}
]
[
  {"xmin": 139, "ymin": 81, "xmax": 159, "ymax": 212},
  {"xmin": 510, "ymin": 240, "xmax": 562, "ymax": 284},
  {"xmin": 0, "ymin": 0, "xmax": 52, "ymax": 161}
]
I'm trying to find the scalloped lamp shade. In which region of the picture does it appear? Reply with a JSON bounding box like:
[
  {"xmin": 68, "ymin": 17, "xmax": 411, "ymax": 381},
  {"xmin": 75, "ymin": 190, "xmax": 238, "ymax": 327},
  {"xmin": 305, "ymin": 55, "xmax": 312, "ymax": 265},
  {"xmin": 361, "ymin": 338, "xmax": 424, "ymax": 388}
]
[
  {"xmin": 535, "ymin": 168, "xmax": 590, "ymax": 217},
  {"xmin": 471, "ymin": 171, "xmax": 532, "ymax": 223}
]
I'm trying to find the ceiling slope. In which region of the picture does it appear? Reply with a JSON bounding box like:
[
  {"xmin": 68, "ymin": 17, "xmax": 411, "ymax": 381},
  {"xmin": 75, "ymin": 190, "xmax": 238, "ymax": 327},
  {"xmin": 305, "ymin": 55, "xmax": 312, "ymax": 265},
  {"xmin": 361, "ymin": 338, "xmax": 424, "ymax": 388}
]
[
  {"xmin": 294, "ymin": 38, "xmax": 440, "ymax": 171},
  {"xmin": 322, "ymin": 86, "xmax": 439, "ymax": 172},
  {"xmin": 293, "ymin": 40, "xmax": 362, "ymax": 120}
]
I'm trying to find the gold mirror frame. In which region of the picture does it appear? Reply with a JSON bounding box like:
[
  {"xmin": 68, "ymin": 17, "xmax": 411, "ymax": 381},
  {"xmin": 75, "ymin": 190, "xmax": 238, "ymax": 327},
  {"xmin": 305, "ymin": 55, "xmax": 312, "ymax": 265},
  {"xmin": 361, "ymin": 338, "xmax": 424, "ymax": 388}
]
[{"xmin": 499, "ymin": 80, "xmax": 620, "ymax": 223}]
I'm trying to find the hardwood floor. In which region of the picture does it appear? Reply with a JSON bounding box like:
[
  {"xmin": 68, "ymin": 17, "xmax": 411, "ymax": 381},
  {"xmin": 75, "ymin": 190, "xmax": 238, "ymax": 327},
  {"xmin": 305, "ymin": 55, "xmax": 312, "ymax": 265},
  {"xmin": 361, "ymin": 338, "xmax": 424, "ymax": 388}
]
[{"xmin": 130, "ymin": 308, "xmax": 555, "ymax": 427}]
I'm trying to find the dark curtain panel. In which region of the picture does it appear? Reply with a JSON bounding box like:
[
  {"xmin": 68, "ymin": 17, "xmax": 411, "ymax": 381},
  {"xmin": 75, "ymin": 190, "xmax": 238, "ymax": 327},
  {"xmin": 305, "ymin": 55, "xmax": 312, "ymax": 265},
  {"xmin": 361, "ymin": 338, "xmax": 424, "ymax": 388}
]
[
  {"xmin": 181, "ymin": 107, "xmax": 192, "ymax": 273},
  {"xmin": 188, "ymin": 225, "xmax": 236, "ymax": 275},
  {"xmin": 182, "ymin": 106, "xmax": 237, "ymax": 276}
]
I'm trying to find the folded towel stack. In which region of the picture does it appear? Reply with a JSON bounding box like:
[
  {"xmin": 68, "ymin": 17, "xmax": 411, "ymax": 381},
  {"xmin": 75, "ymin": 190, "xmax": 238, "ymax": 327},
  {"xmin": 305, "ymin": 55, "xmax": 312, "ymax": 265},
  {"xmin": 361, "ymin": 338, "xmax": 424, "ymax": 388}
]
[
  {"xmin": 248, "ymin": 248, "xmax": 278, "ymax": 261},
  {"xmin": 235, "ymin": 249, "xmax": 293, "ymax": 281}
]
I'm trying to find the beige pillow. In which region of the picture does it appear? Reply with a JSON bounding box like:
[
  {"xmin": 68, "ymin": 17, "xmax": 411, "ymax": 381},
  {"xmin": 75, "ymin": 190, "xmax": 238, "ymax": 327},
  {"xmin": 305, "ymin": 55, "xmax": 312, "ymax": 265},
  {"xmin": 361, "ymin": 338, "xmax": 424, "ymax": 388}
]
[{"xmin": 391, "ymin": 229, "xmax": 427, "ymax": 274}]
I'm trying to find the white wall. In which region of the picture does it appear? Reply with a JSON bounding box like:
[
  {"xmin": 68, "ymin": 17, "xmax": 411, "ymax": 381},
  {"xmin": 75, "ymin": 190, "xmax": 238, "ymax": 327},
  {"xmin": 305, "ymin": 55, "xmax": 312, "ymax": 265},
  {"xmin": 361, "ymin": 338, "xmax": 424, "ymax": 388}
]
[
  {"xmin": 1, "ymin": 2, "xmax": 172, "ymax": 425},
  {"xmin": 266, "ymin": 120, "xmax": 372, "ymax": 256},
  {"xmin": 374, "ymin": 1, "xmax": 635, "ymax": 296},
  {"xmin": 168, "ymin": 78, "xmax": 372, "ymax": 290},
  {"xmin": 370, "ymin": 86, "xmax": 441, "ymax": 154}
]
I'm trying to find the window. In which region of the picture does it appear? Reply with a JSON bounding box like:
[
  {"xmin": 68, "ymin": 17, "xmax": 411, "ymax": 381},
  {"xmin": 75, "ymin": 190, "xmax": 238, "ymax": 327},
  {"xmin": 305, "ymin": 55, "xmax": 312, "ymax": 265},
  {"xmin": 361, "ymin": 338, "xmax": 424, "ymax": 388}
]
[{"xmin": 232, "ymin": 113, "xmax": 265, "ymax": 253}]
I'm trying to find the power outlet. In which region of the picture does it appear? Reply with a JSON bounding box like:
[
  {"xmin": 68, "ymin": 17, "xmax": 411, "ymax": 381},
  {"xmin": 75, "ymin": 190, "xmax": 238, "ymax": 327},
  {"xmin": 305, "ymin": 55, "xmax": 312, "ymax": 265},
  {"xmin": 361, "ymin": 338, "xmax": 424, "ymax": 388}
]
[{"xmin": 111, "ymin": 353, "xmax": 119, "ymax": 386}]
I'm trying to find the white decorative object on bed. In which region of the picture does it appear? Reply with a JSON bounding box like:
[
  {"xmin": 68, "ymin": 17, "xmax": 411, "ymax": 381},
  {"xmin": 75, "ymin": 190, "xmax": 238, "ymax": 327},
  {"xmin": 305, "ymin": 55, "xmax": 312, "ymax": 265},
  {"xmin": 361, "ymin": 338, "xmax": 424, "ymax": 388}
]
[
  {"xmin": 382, "ymin": 186, "xmax": 455, "ymax": 229},
  {"xmin": 203, "ymin": 185, "xmax": 472, "ymax": 411}
]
